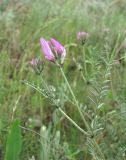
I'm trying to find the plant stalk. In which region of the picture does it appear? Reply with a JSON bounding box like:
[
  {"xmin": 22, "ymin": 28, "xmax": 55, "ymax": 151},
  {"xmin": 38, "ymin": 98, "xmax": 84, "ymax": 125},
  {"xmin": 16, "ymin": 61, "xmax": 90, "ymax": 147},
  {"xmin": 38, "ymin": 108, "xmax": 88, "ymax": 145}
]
[{"xmin": 59, "ymin": 66, "xmax": 90, "ymax": 131}]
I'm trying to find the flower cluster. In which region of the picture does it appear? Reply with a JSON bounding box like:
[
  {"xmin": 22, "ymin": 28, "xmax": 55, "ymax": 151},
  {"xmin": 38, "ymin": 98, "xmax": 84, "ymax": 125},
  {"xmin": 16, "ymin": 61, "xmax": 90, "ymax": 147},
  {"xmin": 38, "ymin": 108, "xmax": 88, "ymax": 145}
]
[
  {"xmin": 31, "ymin": 32, "xmax": 89, "ymax": 68},
  {"xmin": 40, "ymin": 38, "xmax": 66, "ymax": 65}
]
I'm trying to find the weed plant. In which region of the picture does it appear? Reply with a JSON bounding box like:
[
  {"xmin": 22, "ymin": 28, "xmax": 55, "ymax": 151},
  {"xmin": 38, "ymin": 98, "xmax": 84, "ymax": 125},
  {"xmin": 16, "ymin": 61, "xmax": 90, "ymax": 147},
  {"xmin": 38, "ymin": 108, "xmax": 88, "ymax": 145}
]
[{"xmin": 0, "ymin": 0, "xmax": 126, "ymax": 159}]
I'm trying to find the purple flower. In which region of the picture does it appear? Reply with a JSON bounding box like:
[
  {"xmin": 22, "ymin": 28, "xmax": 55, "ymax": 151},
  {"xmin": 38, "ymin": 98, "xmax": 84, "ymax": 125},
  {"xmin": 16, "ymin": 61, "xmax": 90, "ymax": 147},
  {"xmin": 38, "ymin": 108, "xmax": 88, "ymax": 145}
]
[
  {"xmin": 76, "ymin": 32, "xmax": 89, "ymax": 45},
  {"xmin": 49, "ymin": 38, "xmax": 66, "ymax": 64},
  {"xmin": 40, "ymin": 38, "xmax": 55, "ymax": 62},
  {"xmin": 40, "ymin": 37, "xmax": 66, "ymax": 65},
  {"xmin": 49, "ymin": 38, "xmax": 64, "ymax": 54}
]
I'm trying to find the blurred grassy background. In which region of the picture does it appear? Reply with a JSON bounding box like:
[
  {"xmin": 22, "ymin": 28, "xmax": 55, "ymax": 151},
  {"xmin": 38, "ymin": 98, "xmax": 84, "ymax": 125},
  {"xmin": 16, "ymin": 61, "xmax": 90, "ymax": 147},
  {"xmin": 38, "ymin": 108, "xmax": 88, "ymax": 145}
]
[{"xmin": 0, "ymin": 0, "xmax": 126, "ymax": 159}]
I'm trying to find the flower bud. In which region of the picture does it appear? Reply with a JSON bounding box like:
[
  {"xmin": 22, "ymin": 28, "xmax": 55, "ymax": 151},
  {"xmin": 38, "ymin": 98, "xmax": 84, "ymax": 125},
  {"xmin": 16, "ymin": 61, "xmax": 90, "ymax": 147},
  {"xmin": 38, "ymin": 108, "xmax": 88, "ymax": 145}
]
[
  {"xmin": 30, "ymin": 58, "xmax": 43, "ymax": 74},
  {"xmin": 49, "ymin": 38, "xmax": 66, "ymax": 64},
  {"xmin": 30, "ymin": 58, "xmax": 35, "ymax": 66}
]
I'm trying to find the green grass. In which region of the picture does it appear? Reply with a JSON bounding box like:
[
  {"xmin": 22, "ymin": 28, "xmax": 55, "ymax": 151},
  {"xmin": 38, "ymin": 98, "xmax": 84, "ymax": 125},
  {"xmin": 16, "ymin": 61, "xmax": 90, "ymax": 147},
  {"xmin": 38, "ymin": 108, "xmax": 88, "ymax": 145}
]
[{"xmin": 0, "ymin": 0, "xmax": 126, "ymax": 159}]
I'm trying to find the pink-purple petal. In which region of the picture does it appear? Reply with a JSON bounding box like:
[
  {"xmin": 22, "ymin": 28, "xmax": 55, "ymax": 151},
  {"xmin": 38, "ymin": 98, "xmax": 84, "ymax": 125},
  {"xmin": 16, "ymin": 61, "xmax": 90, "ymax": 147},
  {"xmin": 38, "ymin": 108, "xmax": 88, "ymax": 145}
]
[
  {"xmin": 40, "ymin": 38, "xmax": 55, "ymax": 62},
  {"xmin": 50, "ymin": 38, "xmax": 64, "ymax": 54}
]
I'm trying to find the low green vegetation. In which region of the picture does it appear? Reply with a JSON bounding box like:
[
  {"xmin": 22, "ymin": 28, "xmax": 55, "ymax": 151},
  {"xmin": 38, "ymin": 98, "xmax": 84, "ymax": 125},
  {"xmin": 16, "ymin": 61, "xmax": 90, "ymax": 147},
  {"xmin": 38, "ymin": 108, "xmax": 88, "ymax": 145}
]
[{"xmin": 0, "ymin": 0, "xmax": 126, "ymax": 159}]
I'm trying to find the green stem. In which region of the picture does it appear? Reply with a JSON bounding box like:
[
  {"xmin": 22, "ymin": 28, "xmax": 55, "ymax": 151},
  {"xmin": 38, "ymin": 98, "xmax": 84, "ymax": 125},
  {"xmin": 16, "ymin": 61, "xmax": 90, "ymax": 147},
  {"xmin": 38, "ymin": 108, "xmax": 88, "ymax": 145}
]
[
  {"xmin": 58, "ymin": 107, "xmax": 89, "ymax": 136},
  {"xmin": 83, "ymin": 46, "xmax": 87, "ymax": 78},
  {"xmin": 59, "ymin": 66, "xmax": 90, "ymax": 131}
]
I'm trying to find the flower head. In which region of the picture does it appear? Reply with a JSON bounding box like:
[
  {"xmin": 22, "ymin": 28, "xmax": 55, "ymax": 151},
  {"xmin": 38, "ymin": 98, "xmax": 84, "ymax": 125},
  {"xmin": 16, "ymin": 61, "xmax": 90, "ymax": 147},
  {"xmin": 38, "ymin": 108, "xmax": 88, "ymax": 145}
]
[
  {"xmin": 40, "ymin": 37, "xmax": 66, "ymax": 65},
  {"xmin": 76, "ymin": 32, "xmax": 89, "ymax": 45},
  {"xmin": 40, "ymin": 38, "xmax": 55, "ymax": 62}
]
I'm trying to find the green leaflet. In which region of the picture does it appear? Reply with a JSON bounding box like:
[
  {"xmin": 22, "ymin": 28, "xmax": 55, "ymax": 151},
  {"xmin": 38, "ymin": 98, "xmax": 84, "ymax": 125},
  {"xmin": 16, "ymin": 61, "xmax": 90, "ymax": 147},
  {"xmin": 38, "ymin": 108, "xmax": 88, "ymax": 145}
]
[{"xmin": 5, "ymin": 120, "xmax": 22, "ymax": 160}]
